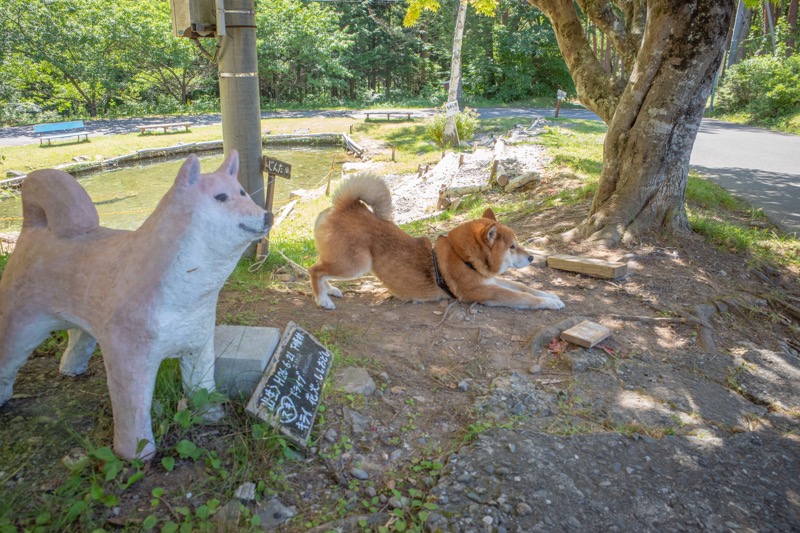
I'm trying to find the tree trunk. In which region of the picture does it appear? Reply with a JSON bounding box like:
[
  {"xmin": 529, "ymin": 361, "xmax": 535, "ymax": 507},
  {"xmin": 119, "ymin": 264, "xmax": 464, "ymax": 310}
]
[
  {"xmin": 566, "ymin": 1, "xmax": 734, "ymax": 244},
  {"xmin": 788, "ymin": 0, "xmax": 799, "ymax": 53},
  {"xmin": 443, "ymin": 0, "xmax": 467, "ymax": 149}
]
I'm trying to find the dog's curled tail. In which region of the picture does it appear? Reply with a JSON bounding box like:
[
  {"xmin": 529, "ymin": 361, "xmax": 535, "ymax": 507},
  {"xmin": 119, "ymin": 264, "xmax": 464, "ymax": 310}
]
[
  {"xmin": 21, "ymin": 169, "xmax": 99, "ymax": 238},
  {"xmin": 332, "ymin": 173, "xmax": 393, "ymax": 221}
]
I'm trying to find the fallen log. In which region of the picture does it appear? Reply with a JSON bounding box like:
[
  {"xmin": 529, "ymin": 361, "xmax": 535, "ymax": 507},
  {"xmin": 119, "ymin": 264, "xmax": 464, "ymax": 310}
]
[{"xmin": 504, "ymin": 171, "xmax": 539, "ymax": 192}]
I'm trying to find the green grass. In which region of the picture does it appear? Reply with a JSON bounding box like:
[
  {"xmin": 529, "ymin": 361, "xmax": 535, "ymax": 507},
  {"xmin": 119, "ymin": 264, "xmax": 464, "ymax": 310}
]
[
  {"xmin": 705, "ymin": 108, "xmax": 800, "ymax": 135},
  {"xmin": 686, "ymin": 174, "xmax": 800, "ymax": 269}
]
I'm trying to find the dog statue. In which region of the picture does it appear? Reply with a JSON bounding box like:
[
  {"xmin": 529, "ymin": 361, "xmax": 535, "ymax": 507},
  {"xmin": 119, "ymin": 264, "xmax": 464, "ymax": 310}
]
[
  {"xmin": 310, "ymin": 175, "xmax": 564, "ymax": 311},
  {"xmin": 0, "ymin": 151, "xmax": 272, "ymax": 459}
]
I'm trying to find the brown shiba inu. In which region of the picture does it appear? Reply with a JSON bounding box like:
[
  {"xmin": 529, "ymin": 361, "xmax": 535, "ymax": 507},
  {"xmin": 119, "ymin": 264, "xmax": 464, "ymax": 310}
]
[{"xmin": 310, "ymin": 175, "xmax": 564, "ymax": 311}]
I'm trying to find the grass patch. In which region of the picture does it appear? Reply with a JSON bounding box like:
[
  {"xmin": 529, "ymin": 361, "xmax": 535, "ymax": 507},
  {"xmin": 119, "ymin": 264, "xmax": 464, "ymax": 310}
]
[{"xmin": 706, "ymin": 108, "xmax": 800, "ymax": 135}]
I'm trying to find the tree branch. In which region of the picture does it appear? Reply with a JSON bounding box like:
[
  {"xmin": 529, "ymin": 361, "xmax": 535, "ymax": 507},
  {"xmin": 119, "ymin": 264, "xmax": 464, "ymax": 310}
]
[{"xmin": 528, "ymin": 0, "xmax": 623, "ymax": 122}]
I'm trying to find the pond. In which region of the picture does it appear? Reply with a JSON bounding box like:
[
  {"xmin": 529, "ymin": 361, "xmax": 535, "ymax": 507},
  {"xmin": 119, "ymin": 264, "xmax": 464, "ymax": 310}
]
[{"xmin": 0, "ymin": 147, "xmax": 347, "ymax": 232}]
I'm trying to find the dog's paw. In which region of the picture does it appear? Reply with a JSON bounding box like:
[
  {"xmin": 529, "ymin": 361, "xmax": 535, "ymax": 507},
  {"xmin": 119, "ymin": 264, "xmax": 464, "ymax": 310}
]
[
  {"xmin": 328, "ymin": 286, "xmax": 343, "ymax": 298},
  {"xmin": 316, "ymin": 295, "xmax": 337, "ymax": 310},
  {"xmin": 542, "ymin": 298, "xmax": 565, "ymax": 310}
]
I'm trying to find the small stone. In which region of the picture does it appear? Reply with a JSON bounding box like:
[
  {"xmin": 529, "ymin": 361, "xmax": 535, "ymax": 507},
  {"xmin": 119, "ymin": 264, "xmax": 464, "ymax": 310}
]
[
  {"xmin": 467, "ymin": 492, "xmax": 482, "ymax": 503},
  {"xmin": 388, "ymin": 496, "xmax": 404, "ymax": 509},
  {"xmin": 391, "ymin": 449, "xmax": 403, "ymax": 462},
  {"xmin": 256, "ymin": 498, "xmax": 295, "ymax": 530},
  {"xmin": 529, "ymin": 364, "xmax": 542, "ymax": 374},
  {"xmin": 482, "ymin": 516, "xmax": 494, "ymax": 526},
  {"xmin": 457, "ymin": 472, "xmax": 472, "ymax": 484},
  {"xmin": 379, "ymin": 372, "xmax": 390, "ymax": 383},
  {"xmin": 516, "ymin": 502, "xmax": 533, "ymax": 516},
  {"xmin": 234, "ymin": 482, "xmax": 256, "ymax": 501},
  {"xmin": 366, "ymin": 486, "xmax": 377, "ymax": 498},
  {"xmin": 508, "ymin": 443, "xmax": 517, "ymax": 453},
  {"xmin": 469, "ymin": 308, "xmax": 478, "ymax": 315},
  {"xmin": 568, "ymin": 516, "xmax": 581, "ymax": 528},
  {"xmin": 350, "ymin": 468, "xmax": 369, "ymax": 480},
  {"xmin": 336, "ymin": 367, "xmax": 376, "ymax": 395},
  {"xmin": 458, "ymin": 380, "xmax": 469, "ymax": 392},
  {"xmin": 324, "ymin": 427, "xmax": 338, "ymax": 443}
]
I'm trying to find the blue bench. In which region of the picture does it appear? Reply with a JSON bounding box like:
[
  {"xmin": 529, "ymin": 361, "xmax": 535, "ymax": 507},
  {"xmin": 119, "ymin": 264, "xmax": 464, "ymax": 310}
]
[{"xmin": 33, "ymin": 120, "xmax": 89, "ymax": 145}]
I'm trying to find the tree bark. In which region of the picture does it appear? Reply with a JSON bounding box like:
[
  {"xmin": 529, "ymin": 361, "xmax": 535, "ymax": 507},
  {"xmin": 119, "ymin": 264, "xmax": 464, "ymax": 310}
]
[
  {"xmin": 530, "ymin": 0, "xmax": 734, "ymax": 244},
  {"xmin": 788, "ymin": 0, "xmax": 799, "ymax": 53},
  {"xmin": 443, "ymin": 0, "xmax": 467, "ymax": 149}
]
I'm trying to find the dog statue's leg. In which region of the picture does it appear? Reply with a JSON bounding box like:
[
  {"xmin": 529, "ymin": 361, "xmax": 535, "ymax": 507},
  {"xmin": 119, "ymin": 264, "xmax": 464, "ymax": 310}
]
[
  {"xmin": 179, "ymin": 336, "xmax": 225, "ymax": 423},
  {"xmin": 102, "ymin": 343, "xmax": 158, "ymax": 460},
  {"xmin": 59, "ymin": 328, "xmax": 98, "ymax": 376},
  {"xmin": 0, "ymin": 316, "xmax": 57, "ymax": 406},
  {"xmin": 494, "ymin": 278, "xmax": 564, "ymax": 305}
]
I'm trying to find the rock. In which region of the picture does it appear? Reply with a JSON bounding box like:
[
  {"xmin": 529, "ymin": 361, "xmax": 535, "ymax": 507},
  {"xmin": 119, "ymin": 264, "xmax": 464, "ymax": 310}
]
[
  {"xmin": 343, "ymin": 407, "xmax": 370, "ymax": 434},
  {"xmin": 256, "ymin": 498, "xmax": 295, "ymax": 530},
  {"xmin": 388, "ymin": 496, "xmax": 404, "ymax": 509},
  {"xmin": 350, "ymin": 467, "xmax": 369, "ymax": 480},
  {"xmin": 215, "ymin": 500, "xmax": 242, "ymax": 529},
  {"xmin": 336, "ymin": 367, "xmax": 376, "ymax": 395},
  {"xmin": 234, "ymin": 482, "xmax": 256, "ymax": 501},
  {"xmin": 564, "ymin": 348, "xmax": 607, "ymax": 372},
  {"xmin": 458, "ymin": 380, "xmax": 469, "ymax": 392},
  {"xmin": 516, "ymin": 502, "xmax": 533, "ymax": 516}
]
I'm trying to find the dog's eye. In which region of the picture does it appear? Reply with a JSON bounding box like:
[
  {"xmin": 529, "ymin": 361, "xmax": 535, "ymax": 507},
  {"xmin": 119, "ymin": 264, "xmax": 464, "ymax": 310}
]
[
  {"xmin": 215, "ymin": 193, "xmax": 228, "ymax": 202},
  {"xmin": 240, "ymin": 189, "xmax": 246, "ymax": 197}
]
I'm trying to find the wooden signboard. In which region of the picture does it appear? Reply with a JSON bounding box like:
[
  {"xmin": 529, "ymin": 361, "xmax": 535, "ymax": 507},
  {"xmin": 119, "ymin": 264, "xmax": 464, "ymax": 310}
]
[
  {"xmin": 263, "ymin": 156, "xmax": 292, "ymax": 179},
  {"xmin": 546, "ymin": 254, "xmax": 628, "ymax": 279},
  {"xmin": 245, "ymin": 322, "xmax": 333, "ymax": 447},
  {"xmin": 445, "ymin": 100, "xmax": 459, "ymax": 117}
]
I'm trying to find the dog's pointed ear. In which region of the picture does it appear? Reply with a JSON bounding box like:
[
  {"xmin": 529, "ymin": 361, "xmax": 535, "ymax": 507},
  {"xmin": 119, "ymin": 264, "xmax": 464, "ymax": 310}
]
[
  {"xmin": 176, "ymin": 154, "xmax": 201, "ymax": 187},
  {"xmin": 484, "ymin": 223, "xmax": 498, "ymax": 245},
  {"xmin": 482, "ymin": 208, "xmax": 496, "ymax": 221},
  {"xmin": 219, "ymin": 150, "xmax": 239, "ymax": 178}
]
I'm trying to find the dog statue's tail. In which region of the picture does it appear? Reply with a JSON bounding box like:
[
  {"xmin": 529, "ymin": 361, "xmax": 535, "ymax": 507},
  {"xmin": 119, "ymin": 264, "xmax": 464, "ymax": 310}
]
[
  {"xmin": 332, "ymin": 174, "xmax": 393, "ymax": 221},
  {"xmin": 21, "ymin": 169, "xmax": 99, "ymax": 238}
]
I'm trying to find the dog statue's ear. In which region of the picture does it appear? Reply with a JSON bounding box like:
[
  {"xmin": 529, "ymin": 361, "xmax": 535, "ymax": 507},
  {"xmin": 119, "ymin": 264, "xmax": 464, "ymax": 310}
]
[
  {"xmin": 176, "ymin": 154, "xmax": 201, "ymax": 187},
  {"xmin": 484, "ymin": 224, "xmax": 497, "ymax": 245},
  {"xmin": 482, "ymin": 208, "xmax": 496, "ymax": 221},
  {"xmin": 219, "ymin": 149, "xmax": 239, "ymax": 178}
]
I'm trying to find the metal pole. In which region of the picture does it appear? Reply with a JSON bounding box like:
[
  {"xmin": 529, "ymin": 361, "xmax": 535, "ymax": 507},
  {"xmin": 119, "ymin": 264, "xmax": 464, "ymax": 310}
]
[{"xmin": 217, "ymin": 0, "xmax": 264, "ymax": 216}]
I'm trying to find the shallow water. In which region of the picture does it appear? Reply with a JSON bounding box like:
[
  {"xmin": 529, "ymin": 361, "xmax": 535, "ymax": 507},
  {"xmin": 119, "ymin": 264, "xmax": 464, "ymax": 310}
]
[{"xmin": 0, "ymin": 148, "xmax": 344, "ymax": 232}]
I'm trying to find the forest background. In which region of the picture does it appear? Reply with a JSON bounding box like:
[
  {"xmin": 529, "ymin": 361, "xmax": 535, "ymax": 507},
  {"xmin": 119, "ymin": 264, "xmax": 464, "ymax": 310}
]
[{"xmin": 0, "ymin": 0, "xmax": 797, "ymax": 131}]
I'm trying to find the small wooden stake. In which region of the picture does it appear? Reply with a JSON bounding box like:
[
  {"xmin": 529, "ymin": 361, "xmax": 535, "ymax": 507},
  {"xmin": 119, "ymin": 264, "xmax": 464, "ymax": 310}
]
[
  {"xmin": 547, "ymin": 254, "xmax": 628, "ymax": 279},
  {"xmin": 458, "ymin": 154, "xmax": 464, "ymax": 167},
  {"xmin": 561, "ymin": 320, "xmax": 611, "ymax": 348},
  {"xmin": 391, "ymin": 146, "xmax": 396, "ymax": 162}
]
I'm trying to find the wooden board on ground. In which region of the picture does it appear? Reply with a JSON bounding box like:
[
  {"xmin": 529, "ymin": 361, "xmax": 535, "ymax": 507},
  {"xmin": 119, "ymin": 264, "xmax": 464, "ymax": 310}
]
[
  {"xmin": 245, "ymin": 322, "xmax": 334, "ymax": 447},
  {"xmin": 546, "ymin": 254, "xmax": 628, "ymax": 279},
  {"xmin": 561, "ymin": 320, "xmax": 611, "ymax": 348}
]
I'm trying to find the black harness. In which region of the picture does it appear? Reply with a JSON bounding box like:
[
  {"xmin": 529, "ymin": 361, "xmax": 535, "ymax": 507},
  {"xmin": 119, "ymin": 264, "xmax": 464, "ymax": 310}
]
[{"xmin": 432, "ymin": 249, "xmax": 476, "ymax": 300}]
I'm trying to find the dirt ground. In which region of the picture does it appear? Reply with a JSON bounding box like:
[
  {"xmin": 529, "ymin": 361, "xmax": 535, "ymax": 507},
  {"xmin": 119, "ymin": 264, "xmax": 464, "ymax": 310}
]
[{"xmin": 2, "ymin": 144, "xmax": 800, "ymax": 531}]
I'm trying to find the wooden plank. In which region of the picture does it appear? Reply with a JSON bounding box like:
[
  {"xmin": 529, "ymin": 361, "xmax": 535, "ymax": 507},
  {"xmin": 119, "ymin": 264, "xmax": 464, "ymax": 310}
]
[
  {"xmin": 546, "ymin": 254, "xmax": 628, "ymax": 279},
  {"xmin": 560, "ymin": 320, "xmax": 611, "ymax": 348}
]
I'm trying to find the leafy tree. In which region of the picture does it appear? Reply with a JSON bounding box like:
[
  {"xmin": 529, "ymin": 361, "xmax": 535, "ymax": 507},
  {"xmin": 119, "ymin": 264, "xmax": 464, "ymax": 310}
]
[
  {"xmin": 254, "ymin": 0, "xmax": 351, "ymax": 105},
  {"xmin": 524, "ymin": 0, "xmax": 737, "ymax": 243},
  {"xmin": 0, "ymin": 0, "xmax": 143, "ymax": 116},
  {"xmin": 125, "ymin": 0, "xmax": 217, "ymax": 106}
]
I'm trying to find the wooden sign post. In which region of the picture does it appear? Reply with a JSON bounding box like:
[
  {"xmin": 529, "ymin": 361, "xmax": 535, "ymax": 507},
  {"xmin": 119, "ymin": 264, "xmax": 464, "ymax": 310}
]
[
  {"xmin": 555, "ymin": 89, "xmax": 567, "ymax": 118},
  {"xmin": 258, "ymin": 156, "xmax": 292, "ymax": 258},
  {"xmin": 246, "ymin": 322, "xmax": 334, "ymax": 447}
]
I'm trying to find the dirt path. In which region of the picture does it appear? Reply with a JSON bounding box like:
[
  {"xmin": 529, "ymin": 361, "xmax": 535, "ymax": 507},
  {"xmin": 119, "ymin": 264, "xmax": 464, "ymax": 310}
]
[{"xmin": 2, "ymin": 133, "xmax": 799, "ymax": 531}]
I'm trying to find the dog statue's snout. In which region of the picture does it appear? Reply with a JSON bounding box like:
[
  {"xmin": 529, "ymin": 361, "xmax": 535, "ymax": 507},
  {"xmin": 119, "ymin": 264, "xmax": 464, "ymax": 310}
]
[{"xmin": 264, "ymin": 212, "xmax": 274, "ymax": 229}]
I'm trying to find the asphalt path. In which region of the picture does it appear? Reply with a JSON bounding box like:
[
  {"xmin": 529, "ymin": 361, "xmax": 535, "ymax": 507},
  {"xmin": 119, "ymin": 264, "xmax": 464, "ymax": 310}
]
[{"xmin": 2, "ymin": 107, "xmax": 797, "ymax": 234}]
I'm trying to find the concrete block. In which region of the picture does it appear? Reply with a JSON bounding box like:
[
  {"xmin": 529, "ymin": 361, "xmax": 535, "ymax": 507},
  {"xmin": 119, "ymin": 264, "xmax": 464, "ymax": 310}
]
[{"xmin": 214, "ymin": 325, "xmax": 281, "ymax": 398}]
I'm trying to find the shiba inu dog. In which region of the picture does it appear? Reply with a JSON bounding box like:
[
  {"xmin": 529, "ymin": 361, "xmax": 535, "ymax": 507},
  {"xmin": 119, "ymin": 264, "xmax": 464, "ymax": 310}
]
[
  {"xmin": 0, "ymin": 151, "xmax": 272, "ymax": 459},
  {"xmin": 310, "ymin": 175, "xmax": 564, "ymax": 311}
]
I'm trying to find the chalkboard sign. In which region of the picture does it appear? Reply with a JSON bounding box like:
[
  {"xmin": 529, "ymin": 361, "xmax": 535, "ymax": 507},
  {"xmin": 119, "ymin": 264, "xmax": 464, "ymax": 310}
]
[
  {"xmin": 245, "ymin": 322, "xmax": 333, "ymax": 446},
  {"xmin": 263, "ymin": 156, "xmax": 292, "ymax": 179}
]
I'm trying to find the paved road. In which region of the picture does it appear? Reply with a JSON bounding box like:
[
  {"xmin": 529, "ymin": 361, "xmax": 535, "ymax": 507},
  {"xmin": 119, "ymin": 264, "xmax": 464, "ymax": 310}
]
[{"xmin": 2, "ymin": 108, "xmax": 797, "ymax": 234}]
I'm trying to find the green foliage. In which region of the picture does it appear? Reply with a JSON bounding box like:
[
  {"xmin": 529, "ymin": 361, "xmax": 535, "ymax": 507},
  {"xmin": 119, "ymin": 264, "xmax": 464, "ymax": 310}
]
[
  {"xmin": 424, "ymin": 108, "xmax": 479, "ymax": 147},
  {"xmin": 716, "ymin": 55, "xmax": 800, "ymax": 119}
]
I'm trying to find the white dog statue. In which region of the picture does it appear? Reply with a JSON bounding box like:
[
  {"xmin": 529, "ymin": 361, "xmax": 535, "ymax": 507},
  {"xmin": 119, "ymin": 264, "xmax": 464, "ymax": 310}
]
[{"xmin": 0, "ymin": 151, "xmax": 272, "ymax": 459}]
